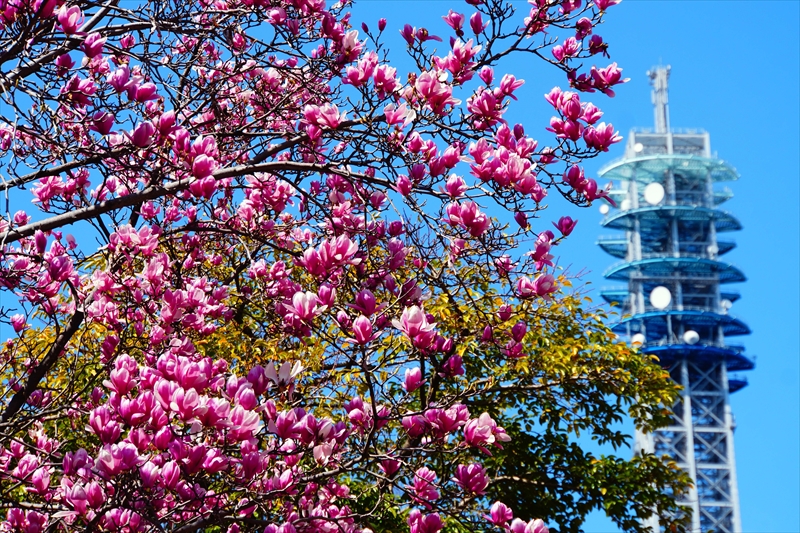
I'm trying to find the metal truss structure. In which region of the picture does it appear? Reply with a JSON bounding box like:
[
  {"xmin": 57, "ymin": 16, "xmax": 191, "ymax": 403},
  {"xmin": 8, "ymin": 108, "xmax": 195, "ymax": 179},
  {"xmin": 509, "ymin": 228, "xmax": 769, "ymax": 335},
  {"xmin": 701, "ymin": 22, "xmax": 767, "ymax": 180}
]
[{"xmin": 596, "ymin": 67, "xmax": 753, "ymax": 533}]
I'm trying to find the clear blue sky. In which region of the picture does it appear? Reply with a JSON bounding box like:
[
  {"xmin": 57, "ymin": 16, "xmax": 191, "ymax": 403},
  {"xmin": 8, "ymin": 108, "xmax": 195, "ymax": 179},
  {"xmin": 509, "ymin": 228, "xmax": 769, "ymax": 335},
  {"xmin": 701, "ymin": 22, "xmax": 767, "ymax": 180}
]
[{"xmin": 349, "ymin": 1, "xmax": 800, "ymax": 531}]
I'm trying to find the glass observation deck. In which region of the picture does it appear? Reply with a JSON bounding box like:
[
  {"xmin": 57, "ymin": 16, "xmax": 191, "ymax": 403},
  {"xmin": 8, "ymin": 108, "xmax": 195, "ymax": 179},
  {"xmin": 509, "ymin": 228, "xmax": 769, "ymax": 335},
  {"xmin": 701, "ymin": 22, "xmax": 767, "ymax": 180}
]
[
  {"xmin": 611, "ymin": 310, "xmax": 751, "ymax": 338},
  {"xmin": 599, "ymin": 154, "xmax": 740, "ymax": 184},
  {"xmin": 596, "ymin": 235, "xmax": 736, "ymax": 259},
  {"xmin": 601, "ymin": 206, "xmax": 742, "ymax": 233},
  {"xmin": 603, "ymin": 257, "xmax": 746, "ymax": 283}
]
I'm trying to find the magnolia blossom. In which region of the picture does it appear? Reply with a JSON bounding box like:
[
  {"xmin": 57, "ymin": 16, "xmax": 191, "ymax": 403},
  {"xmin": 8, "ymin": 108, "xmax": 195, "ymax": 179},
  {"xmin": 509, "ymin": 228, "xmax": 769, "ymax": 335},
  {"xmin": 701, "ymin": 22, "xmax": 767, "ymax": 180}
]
[
  {"xmin": 553, "ymin": 216, "xmax": 578, "ymax": 236},
  {"xmin": 403, "ymin": 367, "xmax": 425, "ymax": 392},
  {"xmin": 454, "ymin": 463, "xmax": 489, "ymax": 495}
]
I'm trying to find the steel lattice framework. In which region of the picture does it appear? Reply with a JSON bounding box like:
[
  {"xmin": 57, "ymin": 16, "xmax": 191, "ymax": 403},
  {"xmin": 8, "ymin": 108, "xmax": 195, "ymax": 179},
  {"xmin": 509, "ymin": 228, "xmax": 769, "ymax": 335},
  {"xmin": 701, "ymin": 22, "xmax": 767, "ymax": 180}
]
[{"xmin": 596, "ymin": 67, "xmax": 753, "ymax": 533}]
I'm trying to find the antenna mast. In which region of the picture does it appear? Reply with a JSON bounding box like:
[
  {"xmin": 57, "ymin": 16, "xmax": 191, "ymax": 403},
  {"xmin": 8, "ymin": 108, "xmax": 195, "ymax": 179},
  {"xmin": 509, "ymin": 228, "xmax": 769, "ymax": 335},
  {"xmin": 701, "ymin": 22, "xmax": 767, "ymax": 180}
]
[{"xmin": 648, "ymin": 66, "xmax": 671, "ymax": 133}]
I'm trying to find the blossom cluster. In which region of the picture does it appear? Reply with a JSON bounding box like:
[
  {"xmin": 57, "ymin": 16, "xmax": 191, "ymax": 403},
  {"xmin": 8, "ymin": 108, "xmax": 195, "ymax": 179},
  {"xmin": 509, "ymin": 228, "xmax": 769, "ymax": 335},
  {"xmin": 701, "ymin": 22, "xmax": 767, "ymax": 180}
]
[{"xmin": 0, "ymin": 0, "xmax": 624, "ymax": 531}]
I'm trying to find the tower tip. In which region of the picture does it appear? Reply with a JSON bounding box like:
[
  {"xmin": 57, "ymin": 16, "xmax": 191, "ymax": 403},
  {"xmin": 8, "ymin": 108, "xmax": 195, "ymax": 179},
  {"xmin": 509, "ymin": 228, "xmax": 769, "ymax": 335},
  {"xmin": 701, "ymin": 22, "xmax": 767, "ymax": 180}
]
[{"xmin": 648, "ymin": 66, "xmax": 671, "ymax": 133}]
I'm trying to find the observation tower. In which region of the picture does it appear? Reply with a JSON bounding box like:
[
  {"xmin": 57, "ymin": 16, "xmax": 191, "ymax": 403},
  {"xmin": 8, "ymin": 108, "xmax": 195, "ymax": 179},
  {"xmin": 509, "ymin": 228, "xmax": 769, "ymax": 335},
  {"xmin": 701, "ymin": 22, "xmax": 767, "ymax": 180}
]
[{"xmin": 596, "ymin": 67, "xmax": 753, "ymax": 533}]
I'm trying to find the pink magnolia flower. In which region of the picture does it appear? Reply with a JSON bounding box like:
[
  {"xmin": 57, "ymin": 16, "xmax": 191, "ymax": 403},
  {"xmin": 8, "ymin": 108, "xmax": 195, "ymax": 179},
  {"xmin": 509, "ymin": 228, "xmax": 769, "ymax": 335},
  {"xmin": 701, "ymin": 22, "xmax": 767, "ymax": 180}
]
[
  {"xmin": 81, "ymin": 33, "xmax": 106, "ymax": 58},
  {"xmin": 516, "ymin": 277, "xmax": 536, "ymax": 299},
  {"xmin": 408, "ymin": 510, "xmax": 444, "ymax": 533},
  {"xmin": 454, "ymin": 463, "xmax": 489, "ymax": 495},
  {"xmin": 470, "ymin": 12, "xmax": 487, "ymax": 34},
  {"xmin": 411, "ymin": 466, "xmax": 439, "ymax": 503},
  {"xmin": 467, "ymin": 88, "xmax": 503, "ymax": 130},
  {"xmin": 553, "ymin": 216, "xmax": 578, "ymax": 236},
  {"xmin": 534, "ymin": 274, "xmax": 557, "ymax": 300},
  {"xmin": 395, "ymin": 174, "xmax": 413, "ymax": 196},
  {"xmin": 529, "ymin": 231, "xmax": 554, "ymax": 269},
  {"xmin": 108, "ymin": 67, "xmax": 134, "ymax": 93},
  {"xmin": 285, "ymin": 291, "xmax": 324, "ymax": 322},
  {"xmin": 401, "ymin": 414, "xmax": 429, "ymax": 438},
  {"xmin": 563, "ymin": 165, "xmax": 587, "ymax": 192},
  {"xmin": 374, "ymin": 64, "xmax": 399, "ymax": 97},
  {"xmin": 136, "ymin": 462, "xmax": 160, "ymax": 489},
  {"xmin": 95, "ymin": 442, "xmax": 139, "ymax": 477},
  {"xmin": 581, "ymin": 102, "xmax": 603, "ymax": 125},
  {"xmin": 229, "ymin": 404, "xmax": 261, "ymax": 440},
  {"xmin": 380, "ymin": 457, "xmax": 401, "ymax": 476},
  {"xmin": 439, "ymin": 354, "xmax": 465, "ymax": 377},
  {"xmin": 393, "ymin": 306, "xmax": 437, "ymax": 349},
  {"xmin": 415, "ymin": 70, "xmax": 460, "ymax": 115},
  {"xmin": 169, "ymin": 386, "xmax": 199, "ymax": 421},
  {"xmin": 499, "ymin": 74, "xmax": 525, "ymax": 100},
  {"xmin": 344, "ymin": 51, "xmax": 378, "ymax": 87},
  {"xmin": 414, "ymin": 27, "xmax": 441, "ymax": 43},
  {"xmin": 575, "ymin": 17, "xmax": 593, "ymax": 39},
  {"xmin": 350, "ymin": 315, "xmax": 376, "ymax": 345},
  {"xmin": 552, "ymin": 37, "xmax": 580, "ymax": 63},
  {"xmin": 303, "ymin": 103, "xmax": 345, "ymax": 129},
  {"xmin": 192, "ymin": 154, "xmax": 218, "ymax": 179},
  {"xmin": 55, "ymin": 53, "xmax": 74, "ymax": 75},
  {"xmin": 511, "ymin": 321, "xmax": 527, "ymax": 342},
  {"xmin": 495, "ymin": 255, "xmax": 513, "ymax": 275},
  {"xmin": 32, "ymin": 0, "xmax": 58, "ymax": 18},
  {"xmin": 65, "ymin": 483, "xmax": 90, "ymax": 514},
  {"xmin": 88, "ymin": 406, "xmax": 121, "ymax": 444},
  {"xmin": 464, "ymin": 412, "xmax": 511, "ymax": 454},
  {"xmin": 514, "ymin": 211, "xmax": 528, "ymax": 229},
  {"xmin": 590, "ymin": 63, "xmax": 629, "ymax": 97},
  {"xmin": 90, "ymin": 111, "xmax": 114, "ymax": 135},
  {"xmin": 479, "ymin": 66, "xmax": 494, "ymax": 85},
  {"xmin": 129, "ymin": 121, "xmax": 155, "ymax": 148},
  {"xmin": 487, "ymin": 502, "xmax": 514, "ymax": 528},
  {"xmin": 61, "ymin": 75, "xmax": 96, "ymax": 106},
  {"xmin": 443, "ymin": 174, "xmax": 468, "ymax": 198},
  {"xmin": 29, "ymin": 466, "xmax": 51, "ymax": 494},
  {"xmin": 384, "ymin": 103, "xmax": 415, "ymax": 127},
  {"xmin": 526, "ymin": 519, "xmax": 549, "ymax": 533},
  {"xmin": 559, "ymin": 92, "xmax": 582, "ymax": 120},
  {"xmin": 594, "ymin": 0, "xmax": 620, "ymax": 10},
  {"xmin": 348, "ymin": 289, "xmax": 379, "ymax": 316},
  {"xmin": 425, "ymin": 405, "xmax": 469, "ymax": 439},
  {"xmin": 57, "ymin": 5, "xmax": 83, "ymax": 34},
  {"xmin": 10, "ymin": 314, "xmax": 26, "ymax": 333},
  {"xmin": 588, "ymin": 34, "xmax": 609, "ymax": 57},
  {"xmin": 131, "ymin": 82, "xmax": 159, "ymax": 102},
  {"xmin": 297, "ymin": 235, "xmax": 360, "ymax": 276},
  {"xmin": 103, "ymin": 356, "xmax": 136, "ymax": 395},
  {"xmin": 403, "ymin": 367, "xmax": 424, "ymax": 392},
  {"xmin": 510, "ymin": 519, "xmax": 528, "ymax": 533},
  {"xmin": 446, "ymin": 201, "xmax": 491, "ymax": 237},
  {"xmin": 119, "ymin": 33, "xmax": 135, "ymax": 49},
  {"xmin": 160, "ymin": 460, "xmax": 180, "ymax": 489},
  {"xmin": 583, "ymin": 122, "xmax": 622, "ymax": 152},
  {"xmin": 497, "ymin": 304, "xmax": 513, "ymax": 322}
]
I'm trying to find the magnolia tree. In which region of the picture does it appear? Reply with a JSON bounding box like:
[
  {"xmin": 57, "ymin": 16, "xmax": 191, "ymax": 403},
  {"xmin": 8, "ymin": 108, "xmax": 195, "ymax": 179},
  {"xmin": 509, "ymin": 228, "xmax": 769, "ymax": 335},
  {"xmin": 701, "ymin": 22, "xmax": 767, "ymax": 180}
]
[{"xmin": 0, "ymin": 0, "xmax": 689, "ymax": 532}]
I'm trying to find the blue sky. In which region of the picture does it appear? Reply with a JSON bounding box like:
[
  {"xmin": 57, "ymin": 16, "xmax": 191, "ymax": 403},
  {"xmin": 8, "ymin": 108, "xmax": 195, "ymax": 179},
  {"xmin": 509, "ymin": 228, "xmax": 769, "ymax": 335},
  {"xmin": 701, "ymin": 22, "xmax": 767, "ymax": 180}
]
[{"xmin": 349, "ymin": 0, "xmax": 800, "ymax": 531}]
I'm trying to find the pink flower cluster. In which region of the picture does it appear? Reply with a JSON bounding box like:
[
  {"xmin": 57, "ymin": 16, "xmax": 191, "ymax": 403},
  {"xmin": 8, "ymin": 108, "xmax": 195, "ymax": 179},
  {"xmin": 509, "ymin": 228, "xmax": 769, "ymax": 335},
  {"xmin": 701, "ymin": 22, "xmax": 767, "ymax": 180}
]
[{"xmin": 0, "ymin": 0, "xmax": 625, "ymax": 531}]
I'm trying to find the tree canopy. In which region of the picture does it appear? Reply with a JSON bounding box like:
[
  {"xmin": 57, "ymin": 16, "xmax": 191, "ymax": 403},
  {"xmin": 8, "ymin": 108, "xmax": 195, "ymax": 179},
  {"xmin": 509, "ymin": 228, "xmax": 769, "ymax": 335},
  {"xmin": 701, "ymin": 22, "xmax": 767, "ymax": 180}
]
[{"xmin": 0, "ymin": 0, "xmax": 689, "ymax": 532}]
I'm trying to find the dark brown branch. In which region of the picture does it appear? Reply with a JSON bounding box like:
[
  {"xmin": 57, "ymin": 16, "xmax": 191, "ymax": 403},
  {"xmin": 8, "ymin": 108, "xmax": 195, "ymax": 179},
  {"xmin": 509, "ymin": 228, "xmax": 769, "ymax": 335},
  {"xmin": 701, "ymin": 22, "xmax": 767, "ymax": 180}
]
[
  {"xmin": 0, "ymin": 303, "xmax": 87, "ymax": 423},
  {"xmin": 0, "ymin": 160, "xmax": 377, "ymax": 245}
]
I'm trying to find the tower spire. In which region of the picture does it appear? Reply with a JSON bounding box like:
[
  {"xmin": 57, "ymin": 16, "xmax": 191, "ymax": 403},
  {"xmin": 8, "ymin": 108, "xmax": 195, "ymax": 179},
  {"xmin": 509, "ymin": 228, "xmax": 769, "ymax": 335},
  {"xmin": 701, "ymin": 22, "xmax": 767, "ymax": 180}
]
[{"xmin": 648, "ymin": 65, "xmax": 671, "ymax": 133}]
